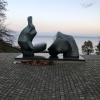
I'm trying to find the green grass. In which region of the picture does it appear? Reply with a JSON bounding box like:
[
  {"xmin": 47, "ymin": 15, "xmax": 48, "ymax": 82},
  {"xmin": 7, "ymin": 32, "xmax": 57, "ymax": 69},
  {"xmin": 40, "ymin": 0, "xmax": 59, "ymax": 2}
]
[{"xmin": 0, "ymin": 40, "xmax": 20, "ymax": 53}]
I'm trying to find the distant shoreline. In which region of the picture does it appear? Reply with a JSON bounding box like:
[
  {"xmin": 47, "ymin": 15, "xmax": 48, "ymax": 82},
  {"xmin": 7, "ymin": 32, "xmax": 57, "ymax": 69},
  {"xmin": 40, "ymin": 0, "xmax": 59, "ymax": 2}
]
[{"xmin": 8, "ymin": 31, "xmax": 100, "ymax": 38}]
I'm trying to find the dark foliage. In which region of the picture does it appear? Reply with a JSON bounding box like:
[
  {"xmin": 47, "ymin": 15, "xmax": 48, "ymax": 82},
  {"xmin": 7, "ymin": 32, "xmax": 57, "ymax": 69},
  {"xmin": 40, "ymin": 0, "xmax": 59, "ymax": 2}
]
[
  {"xmin": 96, "ymin": 41, "xmax": 100, "ymax": 55},
  {"xmin": 82, "ymin": 40, "xmax": 94, "ymax": 55},
  {"xmin": 0, "ymin": 39, "xmax": 20, "ymax": 52},
  {"xmin": 0, "ymin": 0, "xmax": 12, "ymax": 44}
]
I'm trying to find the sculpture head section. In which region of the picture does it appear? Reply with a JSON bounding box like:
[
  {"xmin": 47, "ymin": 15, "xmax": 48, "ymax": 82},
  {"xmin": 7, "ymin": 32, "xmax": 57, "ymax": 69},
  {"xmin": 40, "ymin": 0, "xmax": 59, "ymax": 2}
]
[{"xmin": 27, "ymin": 16, "xmax": 33, "ymax": 26}]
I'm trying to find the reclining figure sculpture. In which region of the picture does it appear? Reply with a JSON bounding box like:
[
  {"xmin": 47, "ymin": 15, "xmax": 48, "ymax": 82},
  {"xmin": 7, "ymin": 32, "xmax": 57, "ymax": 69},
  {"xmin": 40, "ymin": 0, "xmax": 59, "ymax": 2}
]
[
  {"xmin": 18, "ymin": 16, "xmax": 79, "ymax": 59},
  {"xmin": 48, "ymin": 32, "xmax": 79, "ymax": 58},
  {"xmin": 18, "ymin": 16, "xmax": 46, "ymax": 57}
]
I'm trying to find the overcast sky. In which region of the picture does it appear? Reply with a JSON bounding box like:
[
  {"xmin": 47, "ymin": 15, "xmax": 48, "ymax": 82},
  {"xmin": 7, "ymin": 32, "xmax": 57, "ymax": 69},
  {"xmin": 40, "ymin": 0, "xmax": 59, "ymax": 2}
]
[{"xmin": 6, "ymin": 0, "xmax": 100, "ymax": 36}]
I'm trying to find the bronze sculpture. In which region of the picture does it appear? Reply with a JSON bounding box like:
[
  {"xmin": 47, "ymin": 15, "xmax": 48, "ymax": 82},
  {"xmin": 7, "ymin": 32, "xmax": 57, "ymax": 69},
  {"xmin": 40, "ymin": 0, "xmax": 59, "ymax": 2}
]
[
  {"xmin": 18, "ymin": 16, "xmax": 46, "ymax": 57},
  {"xmin": 48, "ymin": 32, "xmax": 79, "ymax": 58},
  {"xmin": 18, "ymin": 16, "xmax": 80, "ymax": 60}
]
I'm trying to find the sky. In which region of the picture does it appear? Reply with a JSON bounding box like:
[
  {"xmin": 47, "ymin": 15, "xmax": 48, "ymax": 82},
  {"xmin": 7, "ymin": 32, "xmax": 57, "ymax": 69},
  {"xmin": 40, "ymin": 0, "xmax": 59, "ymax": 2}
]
[{"xmin": 6, "ymin": 0, "xmax": 100, "ymax": 36}]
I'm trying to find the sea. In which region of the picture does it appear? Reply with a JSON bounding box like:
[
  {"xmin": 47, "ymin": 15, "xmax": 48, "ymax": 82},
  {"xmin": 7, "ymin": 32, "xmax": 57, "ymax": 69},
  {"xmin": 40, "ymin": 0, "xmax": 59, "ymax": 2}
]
[{"xmin": 12, "ymin": 33, "xmax": 100, "ymax": 54}]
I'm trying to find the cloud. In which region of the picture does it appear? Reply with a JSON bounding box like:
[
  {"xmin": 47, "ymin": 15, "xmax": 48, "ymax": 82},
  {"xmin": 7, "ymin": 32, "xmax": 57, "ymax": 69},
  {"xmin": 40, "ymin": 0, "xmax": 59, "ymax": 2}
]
[
  {"xmin": 80, "ymin": 0, "xmax": 96, "ymax": 8},
  {"xmin": 81, "ymin": 3, "xmax": 94, "ymax": 8}
]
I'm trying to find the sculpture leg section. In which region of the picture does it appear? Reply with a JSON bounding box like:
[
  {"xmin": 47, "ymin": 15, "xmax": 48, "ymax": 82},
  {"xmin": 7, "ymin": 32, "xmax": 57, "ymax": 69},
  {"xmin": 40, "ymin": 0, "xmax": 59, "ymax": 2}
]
[
  {"xmin": 18, "ymin": 41, "xmax": 33, "ymax": 57},
  {"xmin": 63, "ymin": 51, "xmax": 71, "ymax": 58},
  {"xmin": 22, "ymin": 50, "xmax": 34, "ymax": 58},
  {"xmin": 32, "ymin": 43, "xmax": 47, "ymax": 53},
  {"xmin": 49, "ymin": 50, "xmax": 58, "ymax": 58}
]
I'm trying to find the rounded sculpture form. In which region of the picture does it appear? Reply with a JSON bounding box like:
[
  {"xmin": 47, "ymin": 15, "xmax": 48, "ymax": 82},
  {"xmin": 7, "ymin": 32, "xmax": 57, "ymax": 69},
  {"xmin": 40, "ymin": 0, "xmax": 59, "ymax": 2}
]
[
  {"xmin": 48, "ymin": 32, "xmax": 79, "ymax": 58},
  {"xmin": 18, "ymin": 16, "xmax": 46, "ymax": 57}
]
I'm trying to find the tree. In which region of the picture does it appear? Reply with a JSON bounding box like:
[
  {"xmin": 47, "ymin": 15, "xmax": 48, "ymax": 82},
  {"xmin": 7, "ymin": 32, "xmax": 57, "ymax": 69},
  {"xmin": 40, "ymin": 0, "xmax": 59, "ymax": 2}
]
[
  {"xmin": 0, "ymin": 0, "xmax": 12, "ymax": 44},
  {"xmin": 82, "ymin": 40, "xmax": 94, "ymax": 55},
  {"xmin": 95, "ymin": 41, "xmax": 100, "ymax": 55},
  {"xmin": 0, "ymin": 0, "xmax": 7, "ymax": 35}
]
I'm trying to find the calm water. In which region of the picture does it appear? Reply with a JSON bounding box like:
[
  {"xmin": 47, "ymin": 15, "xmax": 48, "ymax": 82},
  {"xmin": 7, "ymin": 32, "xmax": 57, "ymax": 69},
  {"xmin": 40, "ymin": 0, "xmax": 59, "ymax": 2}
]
[{"xmin": 13, "ymin": 35, "xmax": 100, "ymax": 54}]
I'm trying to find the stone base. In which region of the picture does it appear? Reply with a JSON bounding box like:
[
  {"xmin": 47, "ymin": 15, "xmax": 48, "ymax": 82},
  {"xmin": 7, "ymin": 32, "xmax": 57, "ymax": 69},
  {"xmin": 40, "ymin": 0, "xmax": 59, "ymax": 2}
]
[
  {"xmin": 14, "ymin": 53, "xmax": 85, "ymax": 65},
  {"xmin": 15, "ymin": 53, "xmax": 85, "ymax": 62},
  {"xmin": 14, "ymin": 60, "xmax": 53, "ymax": 65}
]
